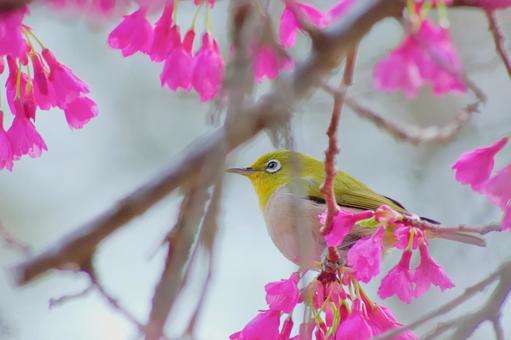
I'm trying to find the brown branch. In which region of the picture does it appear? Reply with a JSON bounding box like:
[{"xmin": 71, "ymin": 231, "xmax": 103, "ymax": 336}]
[
  {"xmin": 320, "ymin": 48, "xmax": 358, "ymax": 266},
  {"xmin": 486, "ymin": 11, "xmax": 511, "ymax": 78},
  {"xmin": 0, "ymin": 221, "xmax": 30, "ymax": 255},
  {"xmin": 145, "ymin": 176, "xmax": 212, "ymax": 340},
  {"xmin": 49, "ymin": 284, "xmax": 94, "ymax": 309},
  {"xmin": 377, "ymin": 260, "xmax": 511, "ymax": 340},
  {"xmin": 12, "ymin": 0, "xmax": 403, "ymax": 287}
]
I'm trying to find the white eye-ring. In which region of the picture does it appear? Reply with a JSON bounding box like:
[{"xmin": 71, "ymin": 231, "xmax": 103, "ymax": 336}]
[{"xmin": 265, "ymin": 159, "xmax": 282, "ymax": 173}]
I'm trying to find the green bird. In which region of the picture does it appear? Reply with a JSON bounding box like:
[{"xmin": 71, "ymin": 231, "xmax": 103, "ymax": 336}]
[{"xmin": 227, "ymin": 150, "xmax": 485, "ymax": 266}]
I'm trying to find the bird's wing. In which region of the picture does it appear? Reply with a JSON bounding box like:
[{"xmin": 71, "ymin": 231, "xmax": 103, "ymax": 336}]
[{"xmin": 300, "ymin": 172, "xmax": 407, "ymax": 213}]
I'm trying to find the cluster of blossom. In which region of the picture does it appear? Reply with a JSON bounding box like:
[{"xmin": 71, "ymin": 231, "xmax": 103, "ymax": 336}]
[
  {"xmin": 231, "ymin": 269, "xmax": 417, "ymax": 340},
  {"xmin": 231, "ymin": 204, "xmax": 457, "ymax": 339},
  {"xmin": 452, "ymin": 136, "xmax": 511, "ymax": 230},
  {"xmin": 0, "ymin": 6, "xmax": 98, "ymax": 171}
]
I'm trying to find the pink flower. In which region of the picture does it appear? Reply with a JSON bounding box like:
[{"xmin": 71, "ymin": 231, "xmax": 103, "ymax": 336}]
[
  {"xmin": 193, "ymin": 0, "xmax": 215, "ymax": 6},
  {"xmin": 326, "ymin": 0, "xmax": 355, "ymax": 23},
  {"xmin": 482, "ymin": 163, "xmax": 511, "ymax": 208},
  {"xmin": 325, "ymin": 281, "xmax": 344, "ymax": 305},
  {"xmin": 279, "ymin": 2, "xmax": 326, "ymax": 48},
  {"xmin": 378, "ymin": 250, "xmax": 414, "ymax": 303},
  {"xmin": 63, "ymin": 96, "xmax": 98, "ymax": 129},
  {"xmin": 280, "ymin": 317, "xmax": 294, "ymax": 340},
  {"xmin": 192, "ymin": 33, "xmax": 224, "ymax": 101},
  {"xmin": 42, "ymin": 49, "xmax": 90, "ymax": 107},
  {"xmin": 394, "ymin": 225, "xmax": 425, "ymax": 250},
  {"xmin": 476, "ymin": 0, "xmax": 511, "ymax": 9},
  {"xmin": 0, "ymin": 5, "xmax": 28, "ymax": 58},
  {"xmin": 161, "ymin": 29, "xmax": 195, "ymax": 91},
  {"xmin": 336, "ymin": 301, "xmax": 373, "ymax": 340},
  {"xmin": 265, "ymin": 272, "xmax": 300, "ymax": 313},
  {"xmin": 374, "ymin": 19, "xmax": 465, "ymax": 97},
  {"xmin": 108, "ymin": 7, "xmax": 154, "ymax": 57},
  {"xmin": 414, "ymin": 243, "xmax": 454, "ymax": 298},
  {"xmin": 230, "ymin": 310, "xmax": 281, "ymax": 340},
  {"xmin": 31, "ymin": 53, "xmax": 56, "ymax": 110},
  {"xmin": 149, "ymin": 2, "xmax": 181, "ymax": 62},
  {"xmin": 7, "ymin": 114, "xmax": 47, "ymax": 160},
  {"xmin": 323, "ymin": 209, "xmax": 374, "ymax": 247},
  {"xmin": 0, "ymin": 111, "xmax": 13, "ymax": 171},
  {"xmin": 6, "ymin": 57, "xmax": 36, "ymax": 120},
  {"xmin": 366, "ymin": 303, "xmax": 417, "ymax": 339},
  {"xmin": 452, "ymin": 137, "xmax": 508, "ymax": 191},
  {"xmin": 252, "ymin": 45, "xmax": 292, "ymax": 82},
  {"xmin": 311, "ymin": 279, "xmax": 325, "ymax": 309},
  {"xmin": 347, "ymin": 226, "xmax": 385, "ymax": 283}
]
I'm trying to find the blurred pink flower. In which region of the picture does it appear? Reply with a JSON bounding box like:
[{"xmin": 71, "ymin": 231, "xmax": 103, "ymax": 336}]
[
  {"xmin": 378, "ymin": 250, "xmax": 414, "ymax": 303},
  {"xmin": 230, "ymin": 309, "xmax": 281, "ymax": 340},
  {"xmin": 323, "ymin": 209, "xmax": 374, "ymax": 247},
  {"xmin": 414, "ymin": 243, "xmax": 454, "ymax": 298},
  {"xmin": 193, "ymin": 0, "xmax": 215, "ymax": 6},
  {"xmin": 347, "ymin": 226, "xmax": 385, "ymax": 283},
  {"xmin": 7, "ymin": 114, "xmax": 47, "ymax": 160},
  {"xmin": 279, "ymin": 1, "xmax": 326, "ymax": 48},
  {"xmin": 43, "ymin": 48, "xmax": 90, "ymax": 107},
  {"xmin": 161, "ymin": 29, "xmax": 195, "ymax": 91},
  {"xmin": 252, "ymin": 45, "xmax": 292, "ymax": 82},
  {"xmin": 335, "ymin": 300, "xmax": 373, "ymax": 340},
  {"xmin": 192, "ymin": 33, "xmax": 224, "ymax": 101},
  {"xmin": 452, "ymin": 137, "xmax": 508, "ymax": 191},
  {"xmin": 482, "ymin": 163, "xmax": 511, "ymax": 208},
  {"xmin": 31, "ymin": 53, "xmax": 56, "ymax": 110},
  {"xmin": 326, "ymin": 0, "xmax": 355, "ymax": 23},
  {"xmin": 265, "ymin": 272, "xmax": 300, "ymax": 313},
  {"xmin": 0, "ymin": 111, "xmax": 13, "ymax": 171},
  {"xmin": 0, "ymin": 5, "xmax": 28, "ymax": 58},
  {"xmin": 374, "ymin": 19, "xmax": 465, "ymax": 97},
  {"xmin": 63, "ymin": 95, "xmax": 98, "ymax": 129},
  {"xmin": 108, "ymin": 7, "xmax": 154, "ymax": 57},
  {"xmin": 149, "ymin": 2, "xmax": 180, "ymax": 62}
]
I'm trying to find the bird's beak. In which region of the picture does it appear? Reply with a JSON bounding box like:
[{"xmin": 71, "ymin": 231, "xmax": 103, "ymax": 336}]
[{"xmin": 225, "ymin": 167, "xmax": 257, "ymax": 176}]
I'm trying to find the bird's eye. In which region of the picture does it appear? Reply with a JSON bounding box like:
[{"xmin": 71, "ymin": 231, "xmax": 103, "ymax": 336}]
[{"xmin": 265, "ymin": 159, "xmax": 281, "ymax": 173}]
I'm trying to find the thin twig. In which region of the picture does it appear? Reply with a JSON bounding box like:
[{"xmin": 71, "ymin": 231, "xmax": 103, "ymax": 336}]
[
  {"xmin": 49, "ymin": 284, "xmax": 94, "ymax": 309},
  {"xmin": 320, "ymin": 48, "xmax": 358, "ymax": 265},
  {"xmin": 486, "ymin": 11, "xmax": 511, "ymax": 78},
  {"xmin": 0, "ymin": 221, "xmax": 30, "ymax": 255}
]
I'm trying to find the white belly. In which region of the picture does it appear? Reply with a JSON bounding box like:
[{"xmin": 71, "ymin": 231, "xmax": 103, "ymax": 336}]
[{"xmin": 264, "ymin": 187, "xmax": 326, "ymax": 266}]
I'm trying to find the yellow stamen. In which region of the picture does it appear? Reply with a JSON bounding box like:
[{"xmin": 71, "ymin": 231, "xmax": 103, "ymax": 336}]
[
  {"xmin": 407, "ymin": 227, "xmax": 416, "ymax": 251},
  {"xmin": 191, "ymin": 3, "xmax": 202, "ymax": 31}
]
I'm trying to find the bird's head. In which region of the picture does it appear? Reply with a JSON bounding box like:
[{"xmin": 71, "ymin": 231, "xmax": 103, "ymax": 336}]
[{"xmin": 227, "ymin": 150, "xmax": 324, "ymax": 209}]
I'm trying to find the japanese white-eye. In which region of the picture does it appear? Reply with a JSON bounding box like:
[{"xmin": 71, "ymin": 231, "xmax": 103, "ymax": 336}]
[{"xmin": 227, "ymin": 150, "xmax": 485, "ymax": 266}]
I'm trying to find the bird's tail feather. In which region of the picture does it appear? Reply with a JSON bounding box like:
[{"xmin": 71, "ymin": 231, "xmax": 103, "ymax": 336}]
[{"xmin": 428, "ymin": 229, "xmax": 486, "ymax": 247}]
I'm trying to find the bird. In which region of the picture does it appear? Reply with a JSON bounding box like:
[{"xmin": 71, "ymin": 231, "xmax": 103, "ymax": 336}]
[{"xmin": 227, "ymin": 150, "xmax": 485, "ymax": 267}]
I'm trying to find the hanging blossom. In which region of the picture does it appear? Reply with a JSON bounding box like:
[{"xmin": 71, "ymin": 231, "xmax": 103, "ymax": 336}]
[
  {"xmin": 452, "ymin": 137, "xmax": 511, "ymax": 231},
  {"xmin": 0, "ymin": 5, "xmax": 98, "ymax": 171},
  {"xmin": 231, "ymin": 270, "xmax": 417, "ymax": 339},
  {"xmin": 108, "ymin": 0, "xmax": 224, "ymax": 102},
  {"xmin": 374, "ymin": 18, "xmax": 466, "ymax": 98}
]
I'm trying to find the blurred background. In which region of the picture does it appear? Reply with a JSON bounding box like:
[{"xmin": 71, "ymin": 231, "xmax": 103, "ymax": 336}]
[{"xmin": 0, "ymin": 1, "xmax": 510, "ymax": 339}]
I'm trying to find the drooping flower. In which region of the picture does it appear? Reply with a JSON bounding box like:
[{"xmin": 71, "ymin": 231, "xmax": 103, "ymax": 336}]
[
  {"xmin": 264, "ymin": 272, "xmax": 300, "ymax": 313},
  {"xmin": 0, "ymin": 5, "xmax": 28, "ymax": 58},
  {"xmin": 322, "ymin": 209, "xmax": 374, "ymax": 247},
  {"xmin": 452, "ymin": 137, "xmax": 508, "ymax": 191},
  {"xmin": 149, "ymin": 1, "xmax": 180, "ymax": 62},
  {"xmin": 7, "ymin": 114, "xmax": 47, "ymax": 160},
  {"xmin": 482, "ymin": 163, "xmax": 511, "ymax": 209},
  {"xmin": 0, "ymin": 111, "xmax": 13, "ymax": 171},
  {"xmin": 335, "ymin": 301, "xmax": 373, "ymax": 340},
  {"xmin": 279, "ymin": 2, "xmax": 326, "ymax": 48},
  {"xmin": 5, "ymin": 57, "xmax": 36, "ymax": 120},
  {"xmin": 326, "ymin": 0, "xmax": 355, "ymax": 23},
  {"xmin": 230, "ymin": 309, "xmax": 281, "ymax": 340},
  {"xmin": 347, "ymin": 226, "xmax": 385, "ymax": 283},
  {"xmin": 252, "ymin": 44, "xmax": 292, "ymax": 82},
  {"xmin": 280, "ymin": 317, "xmax": 293, "ymax": 340},
  {"xmin": 192, "ymin": 32, "xmax": 224, "ymax": 101},
  {"xmin": 374, "ymin": 19, "xmax": 465, "ymax": 97},
  {"xmin": 394, "ymin": 225, "xmax": 425, "ymax": 250},
  {"xmin": 414, "ymin": 243, "xmax": 454, "ymax": 298},
  {"xmin": 108, "ymin": 7, "xmax": 154, "ymax": 57},
  {"xmin": 63, "ymin": 96, "xmax": 98, "ymax": 129},
  {"xmin": 161, "ymin": 29, "xmax": 195, "ymax": 91},
  {"xmin": 378, "ymin": 250, "xmax": 415, "ymax": 303},
  {"xmin": 365, "ymin": 303, "xmax": 417, "ymax": 339},
  {"xmin": 42, "ymin": 48, "xmax": 90, "ymax": 107}
]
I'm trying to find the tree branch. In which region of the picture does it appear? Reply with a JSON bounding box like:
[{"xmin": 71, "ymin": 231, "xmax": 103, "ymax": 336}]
[{"xmin": 486, "ymin": 11, "xmax": 511, "ymax": 78}]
